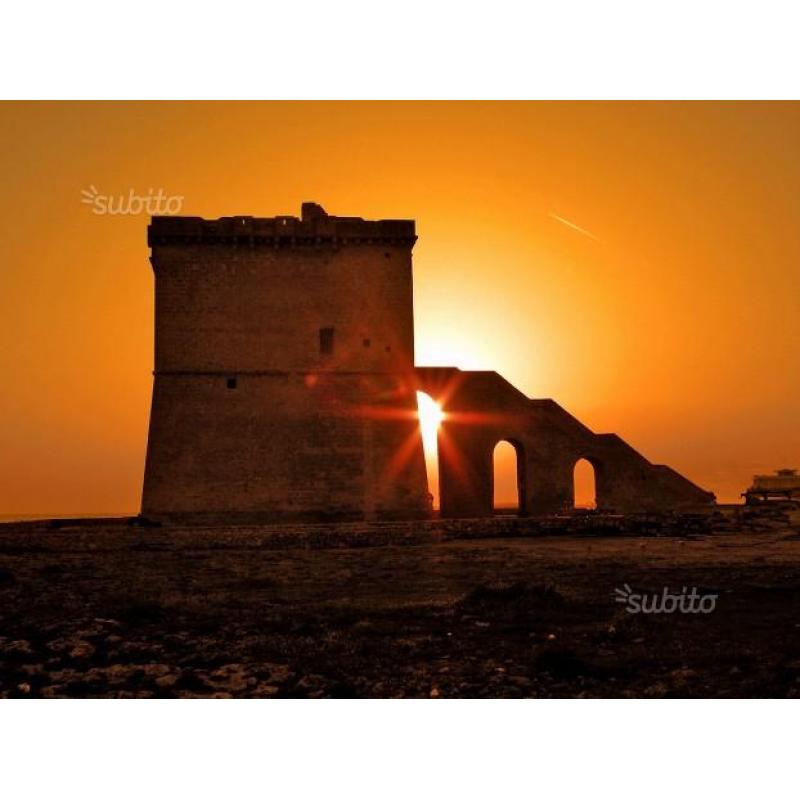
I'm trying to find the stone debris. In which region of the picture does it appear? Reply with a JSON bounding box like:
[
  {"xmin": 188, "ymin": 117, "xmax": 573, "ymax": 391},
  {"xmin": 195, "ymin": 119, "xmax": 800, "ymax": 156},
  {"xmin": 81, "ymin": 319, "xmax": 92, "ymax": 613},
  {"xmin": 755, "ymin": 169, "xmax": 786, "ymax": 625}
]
[
  {"xmin": 3, "ymin": 516, "xmax": 800, "ymax": 698},
  {"xmin": 1, "ymin": 640, "xmax": 33, "ymax": 657},
  {"xmin": 711, "ymin": 502, "xmax": 799, "ymax": 534}
]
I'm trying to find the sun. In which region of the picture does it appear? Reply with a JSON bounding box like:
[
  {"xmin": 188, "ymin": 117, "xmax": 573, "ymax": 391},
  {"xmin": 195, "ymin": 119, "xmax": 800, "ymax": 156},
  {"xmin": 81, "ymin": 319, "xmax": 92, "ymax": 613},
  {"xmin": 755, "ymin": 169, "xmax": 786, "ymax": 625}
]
[{"xmin": 416, "ymin": 391, "xmax": 444, "ymax": 452}]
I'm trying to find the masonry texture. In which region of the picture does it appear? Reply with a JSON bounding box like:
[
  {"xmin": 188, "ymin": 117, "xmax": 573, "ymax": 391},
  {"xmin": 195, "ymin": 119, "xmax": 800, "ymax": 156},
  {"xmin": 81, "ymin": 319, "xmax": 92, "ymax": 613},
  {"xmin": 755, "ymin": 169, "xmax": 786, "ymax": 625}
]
[{"xmin": 142, "ymin": 203, "xmax": 714, "ymax": 522}]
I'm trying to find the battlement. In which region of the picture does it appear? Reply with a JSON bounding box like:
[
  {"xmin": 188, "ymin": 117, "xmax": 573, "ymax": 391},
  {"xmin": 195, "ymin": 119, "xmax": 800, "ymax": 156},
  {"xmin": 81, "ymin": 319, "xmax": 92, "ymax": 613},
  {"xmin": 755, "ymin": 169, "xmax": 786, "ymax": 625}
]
[{"xmin": 148, "ymin": 202, "xmax": 416, "ymax": 248}]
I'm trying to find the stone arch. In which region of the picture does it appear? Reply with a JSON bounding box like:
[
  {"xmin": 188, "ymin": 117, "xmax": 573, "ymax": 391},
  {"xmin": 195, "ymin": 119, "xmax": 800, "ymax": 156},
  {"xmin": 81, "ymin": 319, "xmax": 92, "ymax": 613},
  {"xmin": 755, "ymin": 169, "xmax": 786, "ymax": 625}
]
[{"xmin": 492, "ymin": 438, "xmax": 527, "ymax": 515}]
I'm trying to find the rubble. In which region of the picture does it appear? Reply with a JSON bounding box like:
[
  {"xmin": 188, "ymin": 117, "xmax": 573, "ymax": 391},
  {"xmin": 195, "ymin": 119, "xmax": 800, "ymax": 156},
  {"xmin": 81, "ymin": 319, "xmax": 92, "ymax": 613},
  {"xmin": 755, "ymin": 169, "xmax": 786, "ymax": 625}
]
[{"xmin": 2, "ymin": 514, "xmax": 800, "ymax": 698}]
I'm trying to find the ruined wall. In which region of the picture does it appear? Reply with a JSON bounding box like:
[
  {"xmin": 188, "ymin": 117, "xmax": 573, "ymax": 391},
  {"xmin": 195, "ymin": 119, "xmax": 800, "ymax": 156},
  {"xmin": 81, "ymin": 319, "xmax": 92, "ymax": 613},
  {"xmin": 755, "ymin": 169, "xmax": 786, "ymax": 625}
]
[
  {"xmin": 142, "ymin": 204, "xmax": 430, "ymax": 522},
  {"xmin": 416, "ymin": 367, "xmax": 715, "ymax": 516}
]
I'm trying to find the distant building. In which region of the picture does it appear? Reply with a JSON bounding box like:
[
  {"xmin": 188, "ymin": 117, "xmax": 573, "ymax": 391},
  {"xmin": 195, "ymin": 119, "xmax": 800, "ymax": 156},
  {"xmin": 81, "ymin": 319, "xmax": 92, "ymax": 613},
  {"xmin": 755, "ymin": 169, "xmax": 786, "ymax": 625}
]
[
  {"xmin": 141, "ymin": 202, "xmax": 714, "ymax": 523},
  {"xmin": 743, "ymin": 469, "xmax": 800, "ymax": 504}
]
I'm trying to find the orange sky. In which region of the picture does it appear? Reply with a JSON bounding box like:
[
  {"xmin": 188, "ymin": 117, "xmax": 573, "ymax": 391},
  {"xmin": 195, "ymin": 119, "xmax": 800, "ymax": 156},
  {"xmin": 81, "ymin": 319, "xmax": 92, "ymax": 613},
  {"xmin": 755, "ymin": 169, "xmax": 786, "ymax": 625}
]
[{"xmin": 1, "ymin": 101, "xmax": 798, "ymax": 515}]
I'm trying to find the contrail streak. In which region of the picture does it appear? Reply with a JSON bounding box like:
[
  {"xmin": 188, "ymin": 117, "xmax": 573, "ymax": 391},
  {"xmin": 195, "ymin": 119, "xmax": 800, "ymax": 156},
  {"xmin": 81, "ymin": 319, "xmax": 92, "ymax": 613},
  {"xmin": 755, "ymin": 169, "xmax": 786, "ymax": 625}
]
[{"xmin": 549, "ymin": 212, "xmax": 599, "ymax": 242}]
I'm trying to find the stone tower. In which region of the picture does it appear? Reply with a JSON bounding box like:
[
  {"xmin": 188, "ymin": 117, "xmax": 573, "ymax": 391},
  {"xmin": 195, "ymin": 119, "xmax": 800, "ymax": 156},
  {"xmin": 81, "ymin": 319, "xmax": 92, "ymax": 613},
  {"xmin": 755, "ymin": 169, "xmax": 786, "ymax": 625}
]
[{"xmin": 141, "ymin": 203, "xmax": 431, "ymax": 522}]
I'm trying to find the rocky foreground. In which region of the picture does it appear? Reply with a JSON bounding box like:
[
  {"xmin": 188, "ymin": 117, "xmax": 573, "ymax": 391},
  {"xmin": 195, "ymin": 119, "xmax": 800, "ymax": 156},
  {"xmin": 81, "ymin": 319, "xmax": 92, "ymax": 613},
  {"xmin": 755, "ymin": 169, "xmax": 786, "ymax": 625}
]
[{"xmin": 1, "ymin": 506, "xmax": 800, "ymax": 698}]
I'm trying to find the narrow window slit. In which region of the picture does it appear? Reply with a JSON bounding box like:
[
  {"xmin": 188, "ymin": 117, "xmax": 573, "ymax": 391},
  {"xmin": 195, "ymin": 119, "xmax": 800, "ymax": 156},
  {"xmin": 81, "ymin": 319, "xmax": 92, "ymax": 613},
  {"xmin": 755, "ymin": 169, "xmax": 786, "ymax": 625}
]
[{"xmin": 319, "ymin": 327, "xmax": 334, "ymax": 355}]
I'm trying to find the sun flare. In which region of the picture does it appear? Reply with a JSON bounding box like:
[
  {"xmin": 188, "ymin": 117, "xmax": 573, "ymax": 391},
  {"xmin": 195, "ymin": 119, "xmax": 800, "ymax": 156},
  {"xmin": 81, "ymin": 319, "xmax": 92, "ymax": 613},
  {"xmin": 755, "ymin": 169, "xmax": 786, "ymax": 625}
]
[{"xmin": 416, "ymin": 391, "xmax": 443, "ymax": 452}]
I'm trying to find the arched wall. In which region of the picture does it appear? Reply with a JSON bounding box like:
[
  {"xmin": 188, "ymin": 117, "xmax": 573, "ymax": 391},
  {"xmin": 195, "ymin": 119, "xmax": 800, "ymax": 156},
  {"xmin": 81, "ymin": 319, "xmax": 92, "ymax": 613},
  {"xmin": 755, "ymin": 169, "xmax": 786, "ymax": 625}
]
[{"xmin": 415, "ymin": 366, "xmax": 714, "ymax": 517}]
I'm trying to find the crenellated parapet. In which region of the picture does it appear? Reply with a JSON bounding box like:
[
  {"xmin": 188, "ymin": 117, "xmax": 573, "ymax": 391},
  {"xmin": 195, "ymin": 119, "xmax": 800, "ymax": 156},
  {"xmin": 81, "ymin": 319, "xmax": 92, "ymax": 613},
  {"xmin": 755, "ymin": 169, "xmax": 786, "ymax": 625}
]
[{"xmin": 148, "ymin": 202, "xmax": 416, "ymax": 249}]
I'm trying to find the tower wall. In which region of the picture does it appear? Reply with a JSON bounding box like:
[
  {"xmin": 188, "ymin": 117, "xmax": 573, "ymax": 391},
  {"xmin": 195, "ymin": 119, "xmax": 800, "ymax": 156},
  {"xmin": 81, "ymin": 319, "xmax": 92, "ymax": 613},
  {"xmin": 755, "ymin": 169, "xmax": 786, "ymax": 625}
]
[{"xmin": 141, "ymin": 205, "xmax": 431, "ymax": 522}]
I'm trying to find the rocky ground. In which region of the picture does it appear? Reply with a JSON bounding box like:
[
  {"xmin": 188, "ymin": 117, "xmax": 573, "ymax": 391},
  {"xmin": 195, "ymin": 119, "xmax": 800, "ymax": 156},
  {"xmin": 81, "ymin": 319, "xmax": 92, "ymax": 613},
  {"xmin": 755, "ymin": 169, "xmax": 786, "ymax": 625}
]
[{"xmin": 2, "ymin": 506, "xmax": 800, "ymax": 698}]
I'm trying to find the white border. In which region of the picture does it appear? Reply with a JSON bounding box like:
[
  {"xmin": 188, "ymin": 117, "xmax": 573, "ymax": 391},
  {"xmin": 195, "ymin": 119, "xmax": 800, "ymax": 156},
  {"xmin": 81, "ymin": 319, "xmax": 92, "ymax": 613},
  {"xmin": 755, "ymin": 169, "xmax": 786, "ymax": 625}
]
[
  {"xmin": 0, "ymin": 1, "xmax": 798, "ymax": 99},
  {"xmin": 2, "ymin": 3, "xmax": 798, "ymax": 796},
  {"xmin": 2, "ymin": 700, "xmax": 797, "ymax": 799}
]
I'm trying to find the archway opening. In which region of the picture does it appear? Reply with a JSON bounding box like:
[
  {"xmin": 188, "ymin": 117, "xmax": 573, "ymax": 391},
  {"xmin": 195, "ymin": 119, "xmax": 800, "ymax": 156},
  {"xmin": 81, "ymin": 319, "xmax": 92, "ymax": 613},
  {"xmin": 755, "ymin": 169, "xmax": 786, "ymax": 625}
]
[
  {"xmin": 493, "ymin": 440, "xmax": 523, "ymax": 515},
  {"xmin": 416, "ymin": 391, "xmax": 442, "ymax": 510},
  {"xmin": 573, "ymin": 458, "xmax": 597, "ymax": 510}
]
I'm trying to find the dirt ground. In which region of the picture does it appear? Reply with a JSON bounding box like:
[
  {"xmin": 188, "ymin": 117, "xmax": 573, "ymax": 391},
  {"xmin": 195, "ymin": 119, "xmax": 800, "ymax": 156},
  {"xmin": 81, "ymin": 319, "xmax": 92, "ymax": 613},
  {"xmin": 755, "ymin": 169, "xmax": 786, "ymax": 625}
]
[{"xmin": 2, "ymin": 510, "xmax": 800, "ymax": 698}]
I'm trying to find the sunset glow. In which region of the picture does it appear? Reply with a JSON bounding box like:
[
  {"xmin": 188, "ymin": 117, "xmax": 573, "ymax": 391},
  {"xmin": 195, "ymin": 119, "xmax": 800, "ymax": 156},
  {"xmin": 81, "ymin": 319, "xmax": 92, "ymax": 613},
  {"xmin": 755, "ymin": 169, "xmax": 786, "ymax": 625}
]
[{"xmin": 0, "ymin": 102, "xmax": 798, "ymax": 515}]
